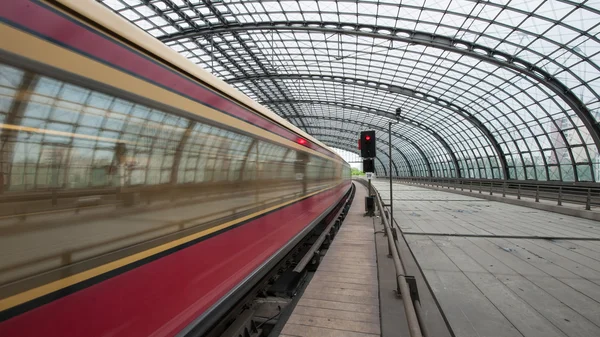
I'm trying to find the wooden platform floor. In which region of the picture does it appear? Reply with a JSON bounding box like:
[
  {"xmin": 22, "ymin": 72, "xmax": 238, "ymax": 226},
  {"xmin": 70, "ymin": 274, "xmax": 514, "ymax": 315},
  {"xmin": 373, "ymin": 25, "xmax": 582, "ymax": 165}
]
[
  {"xmin": 373, "ymin": 180, "xmax": 600, "ymax": 337},
  {"xmin": 281, "ymin": 183, "xmax": 380, "ymax": 337}
]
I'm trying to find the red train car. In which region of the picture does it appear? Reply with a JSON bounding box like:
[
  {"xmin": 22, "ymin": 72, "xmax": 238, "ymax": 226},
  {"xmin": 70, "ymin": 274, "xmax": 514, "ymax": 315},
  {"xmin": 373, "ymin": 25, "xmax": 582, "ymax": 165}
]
[{"xmin": 0, "ymin": 1, "xmax": 351, "ymax": 336}]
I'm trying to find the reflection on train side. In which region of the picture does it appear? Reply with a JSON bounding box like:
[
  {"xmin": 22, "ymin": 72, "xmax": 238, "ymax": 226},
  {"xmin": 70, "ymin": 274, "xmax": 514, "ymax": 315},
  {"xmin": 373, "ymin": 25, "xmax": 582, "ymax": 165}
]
[{"xmin": 0, "ymin": 63, "xmax": 348, "ymax": 288}]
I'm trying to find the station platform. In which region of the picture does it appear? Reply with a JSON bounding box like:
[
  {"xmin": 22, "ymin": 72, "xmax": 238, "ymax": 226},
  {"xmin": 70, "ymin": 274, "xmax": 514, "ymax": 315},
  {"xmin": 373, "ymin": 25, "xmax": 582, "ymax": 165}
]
[
  {"xmin": 278, "ymin": 179, "xmax": 600, "ymax": 337},
  {"xmin": 281, "ymin": 183, "xmax": 380, "ymax": 337},
  {"xmin": 371, "ymin": 179, "xmax": 600, "ymax": 337}
]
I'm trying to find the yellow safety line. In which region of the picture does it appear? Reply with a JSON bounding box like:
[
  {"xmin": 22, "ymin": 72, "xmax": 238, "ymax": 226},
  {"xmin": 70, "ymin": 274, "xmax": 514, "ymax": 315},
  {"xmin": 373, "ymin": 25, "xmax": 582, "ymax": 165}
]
[{"xmin": 0, "ymin": 185, "xmax": 336, "ymax": 312}]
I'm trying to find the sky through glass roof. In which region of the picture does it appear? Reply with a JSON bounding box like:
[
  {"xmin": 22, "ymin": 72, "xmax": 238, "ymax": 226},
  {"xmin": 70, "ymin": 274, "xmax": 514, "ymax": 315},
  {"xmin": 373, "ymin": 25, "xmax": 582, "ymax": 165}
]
[{"xmin": 98, "ymin": 0, "xmax": 600, "ymax": 182}]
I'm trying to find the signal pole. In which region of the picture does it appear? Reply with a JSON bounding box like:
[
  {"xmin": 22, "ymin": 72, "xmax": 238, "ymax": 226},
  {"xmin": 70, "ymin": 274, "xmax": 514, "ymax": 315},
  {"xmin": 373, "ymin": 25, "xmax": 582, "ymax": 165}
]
[{"xmin": 389, "ymin": 109, "xmax": 400, "ymax": 226}]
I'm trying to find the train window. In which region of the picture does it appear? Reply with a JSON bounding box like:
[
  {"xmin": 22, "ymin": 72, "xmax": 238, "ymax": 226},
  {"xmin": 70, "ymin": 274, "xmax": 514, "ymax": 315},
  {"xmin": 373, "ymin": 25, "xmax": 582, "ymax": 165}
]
[
  {"xmin": 1, "ymin": 60, "xmax": 342, "ymax": 192},
  {"xmin": 204, "ymin": 158, "xmax": 215, "ymax": 182},
  {"xmin": 257, "ymin": 141, "xmax": 288, "ymax": 180},
  {"xmin": 0, "ymin": 64, "xmax": 24, "ymax": 123},
  {"xmin": 280, "ymin": 149, "xmax": 296, "ymax": 179},
  {"xmin": 245, "ymin": 144, "xmax": 258, "ymax": 181},
  {"xmin": 33, "ymin": 76, "xmax": 60, "ymax": 97}
]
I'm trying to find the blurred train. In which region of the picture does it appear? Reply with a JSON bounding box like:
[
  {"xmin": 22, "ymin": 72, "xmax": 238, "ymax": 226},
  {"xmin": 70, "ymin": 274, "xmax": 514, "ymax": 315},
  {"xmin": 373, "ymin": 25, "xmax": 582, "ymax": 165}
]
[{"xmin": 0, "ymin": 1, "xmax": 351, "ymax": 336}]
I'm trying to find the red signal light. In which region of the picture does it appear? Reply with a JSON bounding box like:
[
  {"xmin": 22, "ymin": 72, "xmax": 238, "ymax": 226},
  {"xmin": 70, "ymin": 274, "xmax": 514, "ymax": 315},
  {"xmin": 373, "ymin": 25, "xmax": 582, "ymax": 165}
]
[
  {"xmin": 360, "ymin": 130, "xmax": 375, "ymax": 158},
  {"xmin": 297, "ymin": 138, "xmax": 307, "ymax": 145}
]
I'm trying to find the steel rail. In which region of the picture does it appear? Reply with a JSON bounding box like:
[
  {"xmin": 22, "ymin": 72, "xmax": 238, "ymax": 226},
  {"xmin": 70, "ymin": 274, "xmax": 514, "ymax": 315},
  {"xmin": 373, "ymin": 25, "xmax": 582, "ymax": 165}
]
[{"xmin": 373, "ymin": 186, "xmax": 424, "ymax": 337}]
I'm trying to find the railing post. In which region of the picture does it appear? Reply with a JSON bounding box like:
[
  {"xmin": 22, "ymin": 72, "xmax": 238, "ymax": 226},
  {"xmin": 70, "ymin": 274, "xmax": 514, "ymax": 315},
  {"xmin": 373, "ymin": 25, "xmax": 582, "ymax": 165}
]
[
  {"xmin": 502, "ymin": 183, "xmax": 506, "ymax": 197},
  {"xmin": 557, "ymin": 186, "xmax": 562, "ymax": 206},
  {"xmin": 535, "ymin": 185, "xmax": 539, "ymax": 202},
  {"xmin": 489, "ymin": 183, "xmax": 493, "ymax": 195},
  {"xmin": 469, "ymin": 181, "xmax": 472, "ymax": 192},
  {"xmin": 386, "ymin": 219, "xmax": 393, "ymax": 258},
  {"xmin": 586, "ymin": 188, "xmax": 591, "ymax": 210},
  {"xmin": 517, "ymin": 184, "xmax": 521, "ymax": 199},
  {"xmin": 479, "ymin": 181, "xmax": 482, "ymax": 194}
]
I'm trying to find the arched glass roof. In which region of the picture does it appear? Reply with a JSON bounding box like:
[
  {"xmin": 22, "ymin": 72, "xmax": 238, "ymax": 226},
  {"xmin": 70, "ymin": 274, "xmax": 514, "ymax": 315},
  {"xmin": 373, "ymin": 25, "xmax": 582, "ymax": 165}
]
[{"xmin": 98, "ymin": 0, "xmax": 600, "ymax": 182}]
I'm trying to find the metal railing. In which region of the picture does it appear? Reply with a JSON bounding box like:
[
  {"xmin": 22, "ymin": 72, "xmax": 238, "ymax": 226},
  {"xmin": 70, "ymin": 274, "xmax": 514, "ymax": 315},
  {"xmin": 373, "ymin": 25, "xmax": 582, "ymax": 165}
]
[
  {"xmin": 356, "ymin": 177, "xmax": 427, "ymax": 337},
  {"xmin": 375, "ymin": 191, "xmax": 424, "ymax": 337},
  {"xmin": 382, "ymin": 177, "xmax": 600, "ymax": 211}
]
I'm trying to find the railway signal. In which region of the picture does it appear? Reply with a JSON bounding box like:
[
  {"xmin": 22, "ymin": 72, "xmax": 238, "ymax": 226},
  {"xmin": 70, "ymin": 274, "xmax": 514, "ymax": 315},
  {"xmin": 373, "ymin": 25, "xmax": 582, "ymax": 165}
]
[
  {"xmin": 359, "ymin": 130, "xmax": 376, "ymax": 158},
  {"xmin": 363, "ymin": 158, "xmax": 375, "ymax": 173},
  {"xmin": 360, "ymin": 130, "xmax": 377, "ymax": 215}
]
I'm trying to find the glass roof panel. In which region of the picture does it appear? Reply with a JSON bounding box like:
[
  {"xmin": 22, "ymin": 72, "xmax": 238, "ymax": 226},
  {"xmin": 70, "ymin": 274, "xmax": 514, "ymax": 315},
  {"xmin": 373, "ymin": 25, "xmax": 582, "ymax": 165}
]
[{"xmin": 98, "ymin": 0, "xmax": 600, "ymax": 182}]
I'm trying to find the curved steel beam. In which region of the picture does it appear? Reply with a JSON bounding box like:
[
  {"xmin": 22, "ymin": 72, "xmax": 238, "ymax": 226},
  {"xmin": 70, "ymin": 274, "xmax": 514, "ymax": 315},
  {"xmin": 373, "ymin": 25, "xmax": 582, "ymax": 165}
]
[
  {"xmin": 320, "ymin": 140, "xmax": 387, "ymax": 176},
  {"xmin": 263, "ymin": 98, "xmax": 463, "ymax": 178},
  {"xmin": 309, "ymin": 130, "xmax": 404, "ymax": 176},
  {"xmin": 296, "ymin": 115, "xmax": 433, "ymax": 177},
  {"xmin": 160, "ymin": 21, "xmax": 600, "ymax": 156},
  {"xmin": 235, "ymin": 75, "xmax": 503, "ymax": 178},
  {"xmin": 137, "ymin": 0, "xmax": 308, "ymax": 129}
]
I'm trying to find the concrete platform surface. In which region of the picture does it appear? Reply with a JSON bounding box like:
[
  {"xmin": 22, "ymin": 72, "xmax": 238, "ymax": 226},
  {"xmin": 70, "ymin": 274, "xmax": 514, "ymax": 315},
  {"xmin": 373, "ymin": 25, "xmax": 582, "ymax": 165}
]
[{"xmin": 373, "ymin": 180, "xmax": 600, "ymax": 337}]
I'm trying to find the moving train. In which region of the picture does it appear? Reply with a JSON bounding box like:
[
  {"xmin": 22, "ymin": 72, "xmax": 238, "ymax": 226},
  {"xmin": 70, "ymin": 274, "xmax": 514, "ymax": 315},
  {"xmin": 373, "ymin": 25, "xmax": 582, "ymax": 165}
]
[{"xmin": 0, "ymin": 1, "xmax": 351, "ymax": 336}]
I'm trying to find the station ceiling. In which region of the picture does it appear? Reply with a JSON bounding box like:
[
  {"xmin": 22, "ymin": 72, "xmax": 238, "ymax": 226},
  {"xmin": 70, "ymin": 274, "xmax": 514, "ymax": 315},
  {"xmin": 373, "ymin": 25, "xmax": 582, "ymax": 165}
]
[{"xmin": 98, "ymin": 0, "xmax": 600, "ymax": 182}]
